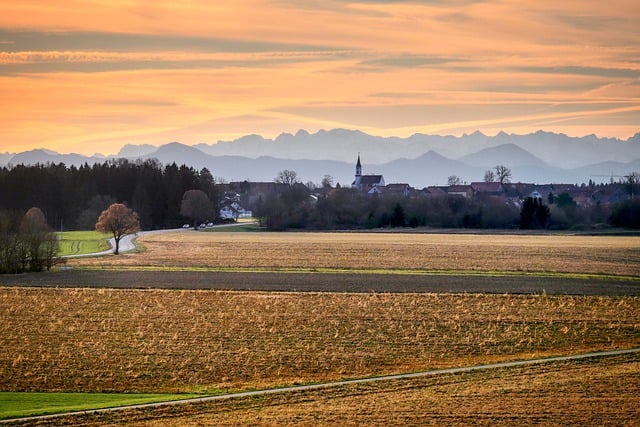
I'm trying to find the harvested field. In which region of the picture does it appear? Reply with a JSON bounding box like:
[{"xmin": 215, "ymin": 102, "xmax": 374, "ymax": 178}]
[
  {"xmin": 13, "ymin": 353, "xmax": 640, "ymax": 426},
  {"xmin": 1, "ymin": 287, "xmax": 638, "ymax": 394},
  {"xmin": 67, "ymin": 232, "xmax": 640, "ymax": 277}
]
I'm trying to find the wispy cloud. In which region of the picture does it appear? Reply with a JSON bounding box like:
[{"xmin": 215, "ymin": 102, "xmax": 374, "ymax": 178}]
[{"xmin": 0, "ymin": 0, "xmax": 638, "ymax": 154}]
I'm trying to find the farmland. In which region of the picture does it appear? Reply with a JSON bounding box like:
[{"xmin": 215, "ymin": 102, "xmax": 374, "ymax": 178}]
[
  {"xmin": 20, "ymin": 353, "xmax": 638, "ymax": 426},
  {"xmin": 1, "ymin": 288, "xmax": 638, "ymax": 395},
  {"xmin": 2, "ymin": 231, "xmax": 639, "ymax": 424},
  {"xmin": 67, "ymin": 231, "xmax": 640, "ymax": 277}
]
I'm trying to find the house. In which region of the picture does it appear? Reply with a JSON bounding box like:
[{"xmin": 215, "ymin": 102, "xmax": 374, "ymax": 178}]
[
  {"xmin": 351, "ymin": 154, "xmax": 385, "ymax": 191},
  {"xmin": 221, "ymin": 181, "xmax": 310, "ymax": 210},
  {"xmin": 384, "ymin": 183, "xmax": 413, "ymax": 197},
  {"xmin": 421, "ymin": 186, "xmax": 448, "ymax": 197},
  {"xmin": 471, "ymin": 182, "xmax": 503, "ymax": 196},
  {"xmin": 219, "ymin": 195, "xmax": 252, "ymax": 220},
  {"xmin": 447, "ymin": 185, "xmax": 474, "ymax": 198}
]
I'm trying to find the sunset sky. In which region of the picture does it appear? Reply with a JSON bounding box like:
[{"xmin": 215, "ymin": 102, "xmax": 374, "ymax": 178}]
[{"xmin": 1, "ymin": 0, "xmax": 639, "ymax": 155}]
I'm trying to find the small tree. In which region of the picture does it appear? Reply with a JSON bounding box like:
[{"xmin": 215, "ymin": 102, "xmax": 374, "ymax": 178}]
[
  {"xmin": 96, "ymin": 203, "xmax": 140, "ymax": 255},
  {"xmin": 625, "ymin": 172, "xmax": 639, "ymax": 199},
  {"xmin": 321, "ymin": 174, "xmax": 334, "ymax": 189},
  {"xmin": 275, "ymin": 169, "xmax": 300, "ymax": 186},
  {"xmin": 180, "ymin": 189, "xmax": 214, "ymax": 228},
  {"xmin": 20, "ymin": 207, "xmax": 58, "ymax": 272},
  {"xmin": 483, "ymin": 169, "xmax": 496, "ymax": 182},
  {"xmin": 447, "ymin": 175, "xmax": 462, "ymax": 186},
  {"xmin": 495, "ymin": 165, "xmax": 512, "ymax": 184},
  {"xmin": 520, "ymin": 197, "xmax": 550, "ymax": 229}
]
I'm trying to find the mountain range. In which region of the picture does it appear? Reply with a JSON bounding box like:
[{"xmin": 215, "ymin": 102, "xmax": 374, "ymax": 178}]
[{"xmin": 2, "ymin": 129, "xmax": 639, "ymax": 188}]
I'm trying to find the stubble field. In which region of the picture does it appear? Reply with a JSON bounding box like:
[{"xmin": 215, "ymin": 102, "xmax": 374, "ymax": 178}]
[
  {"xmin": 2, "ymin": 231, "xmax": 639, "ymax": 424},
  {"xmin": 67, "ymin": 231, "xmax": 640, "ymax": 277},
  {"xmin": 20, "ymin": 354, "xmax": 638, "ymax": 426},
  {"xmin": 1, "ymin": 288, "xmax": 638, "ymax": 395}
]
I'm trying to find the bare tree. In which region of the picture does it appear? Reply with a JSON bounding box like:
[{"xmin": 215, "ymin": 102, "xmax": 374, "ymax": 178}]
[
  {"xmin": 494, "ymin": 165, "xmax": 512, "ymax": 184},
  {"xmin": 321, "ymin": 174, "xmax": 334, "ymax": 189},
  {"xmin": 626, "ymin": 172, "xmax": 639, "ymax": 199},
  {"xmin": 447, "ymin": 175, "xmax": 462, "ymax": 186},
  {"xmin": 96, "ymin": 203, "xmax": 140, "ymax": 255},
  {"xmin": 180, "ymin": 189, "xmax": 214, "ymax": 228},
  {"xmin": 484, "ymin": 169, "xmax": 496, "ymax": 182},
  {"xmin": 275, "ymin": 169, "xmax": 300, "ymax": 186},
  {"xmin": 20, "ymin": 207, "xmax": 58, "ymax": 272}
]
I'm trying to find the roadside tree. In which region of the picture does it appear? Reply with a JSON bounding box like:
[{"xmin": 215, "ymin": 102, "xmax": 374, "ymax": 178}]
[
  {"xmin": 180, "ymin": 189, "xmax": 214, "ymax": 228},
  {"xmin": 96, "ymin": 203, "xmax": 140, "ymax": 255}
]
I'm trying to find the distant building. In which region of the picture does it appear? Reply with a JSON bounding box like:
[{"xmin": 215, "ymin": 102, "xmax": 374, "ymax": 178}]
[
  {"xmin": 447, "ymin": 185, "xmax": 473, "ymax": 198},
  {"xmin": 351, "ymin": 154, "xmax": 385, "ymax": 191},
  {"xmin": 471, "ymin": 182, "xmax": 504, "ymax": 196},
  {"xmin": 384, "ymin": 183, "xmax": 413, "ymax": 197}
]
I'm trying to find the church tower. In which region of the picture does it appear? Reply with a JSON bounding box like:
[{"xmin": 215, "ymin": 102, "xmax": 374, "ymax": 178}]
[{"xmin": 352, "ymin": 153, "xmax": 362, "ymax": 188}]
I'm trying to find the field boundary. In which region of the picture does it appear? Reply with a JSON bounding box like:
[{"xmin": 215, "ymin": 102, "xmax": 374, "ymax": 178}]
[{"xmin": 3, "ymin": 347, "xmax": 638, "ymax": 424}]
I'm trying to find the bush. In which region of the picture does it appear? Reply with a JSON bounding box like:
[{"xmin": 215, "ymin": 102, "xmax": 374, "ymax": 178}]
[{"xmin": 609, "ymin": 200, "xmax": 640, "ymax": 229}]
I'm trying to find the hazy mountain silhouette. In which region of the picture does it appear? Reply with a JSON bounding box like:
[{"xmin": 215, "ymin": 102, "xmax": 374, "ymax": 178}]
[
  {"xmin": 117, "ymin": 143, "xmax": 157, "ymax": 158},
  {"xmin": 7, "ymin": 149, "xmax": 104, "ymax": 167},
  {"xmin": 459, "ymin": 144, "xmax": 549, "ymax": 168},
  {"xmin": 3, "ymin": 129, "xmax": 639, "ymax": 188}
]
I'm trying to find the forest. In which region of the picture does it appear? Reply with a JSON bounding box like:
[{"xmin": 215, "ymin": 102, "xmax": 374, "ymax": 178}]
[{"xmin": 0, "ymin": 159, "xmax": 218, "ymax": 232}]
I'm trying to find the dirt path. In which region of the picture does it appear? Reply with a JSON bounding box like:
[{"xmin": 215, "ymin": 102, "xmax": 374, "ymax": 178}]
[{"xmin": 3, "ymin": 348, "xmax": 638, "ymax": 425}]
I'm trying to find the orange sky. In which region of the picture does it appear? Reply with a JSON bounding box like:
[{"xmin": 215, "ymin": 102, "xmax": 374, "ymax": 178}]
[{"xmin": 1, "ymin": 0, "xmax": 639, "ymax": 155}]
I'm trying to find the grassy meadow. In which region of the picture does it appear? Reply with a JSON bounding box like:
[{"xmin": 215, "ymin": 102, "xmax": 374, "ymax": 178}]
[
  {"xmin": 56, "ymin": 231, "xmax": 111, "ymax": 256},
  {"xmin": 2, "ymin": 231, "xmax": 639, "ymax": 423},
  {"xmin": 0, "ymin": 392, "xmax": 198, "ymax": 420}
]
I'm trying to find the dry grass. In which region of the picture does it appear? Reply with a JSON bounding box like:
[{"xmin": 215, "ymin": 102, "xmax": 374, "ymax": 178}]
[
  {"xmin": 18, "ymin": 354, "xmax": 640, "ymax": 426},
  {"xmin": 68, "ymin": 232, "xmax": 640, "ymax": 277},
  {"xmin": 2, "ymin": 287, "xmax": 638, "ymax": 394}
]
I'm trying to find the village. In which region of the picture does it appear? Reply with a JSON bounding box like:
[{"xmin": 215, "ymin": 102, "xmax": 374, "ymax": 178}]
[{"xmin": 217, "ymin": 154, "xmax": 634, "ymax": 224}]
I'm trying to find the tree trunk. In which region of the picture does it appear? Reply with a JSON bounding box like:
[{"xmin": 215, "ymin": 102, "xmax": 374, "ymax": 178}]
[{"xmin": 114, "ymin": 237, "xmax": 120, "ymax": 255}]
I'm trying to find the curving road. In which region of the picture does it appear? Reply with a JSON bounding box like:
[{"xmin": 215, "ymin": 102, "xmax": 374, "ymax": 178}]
[{"xmin": 65, "ymin": 222, "xmax": 255, "ymax": 258}]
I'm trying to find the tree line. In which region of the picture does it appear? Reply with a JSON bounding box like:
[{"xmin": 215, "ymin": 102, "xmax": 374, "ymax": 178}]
[
  {"xmin": 0, "ymin": 159, "xmax": 218, "ymax": 231},
  {"xmin": 1, "ymin": 161, "xmax": 638, "ymax": 240},
  {"xmin": 256, "ymin": 185, "xmax": 639, "ymax": 231},
  {"xmin": 0, "ymin": 207, "xmax": 58, "ymax": 273}
]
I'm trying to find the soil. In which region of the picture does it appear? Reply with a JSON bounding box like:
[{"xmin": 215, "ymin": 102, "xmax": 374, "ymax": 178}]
[{"xmin": 0, "ymin": 270, "xmax": 638, "ymax": 295}]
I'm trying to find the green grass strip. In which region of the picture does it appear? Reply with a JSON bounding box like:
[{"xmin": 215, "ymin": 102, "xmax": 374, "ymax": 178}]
[
  {"xmin": 76, "ymin": 265, "xmax": 640, "ymax": 282},
  {"xmin": 0, "ymin": 392, "xmax": 201, "ymax": 420},
  {"xmin": 56, "ymin": 231, "xmax": 111, "ymax": 256}
]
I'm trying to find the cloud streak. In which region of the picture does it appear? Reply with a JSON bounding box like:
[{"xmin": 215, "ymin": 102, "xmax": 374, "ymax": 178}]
[{"xmin": 0, "ymin": 0, "xmax": 638, "ymax": 155}]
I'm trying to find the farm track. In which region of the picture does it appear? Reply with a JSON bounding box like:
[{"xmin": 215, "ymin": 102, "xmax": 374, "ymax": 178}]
[
  {"xmin": 0, "ymin": 269, "xmax": 638, "ymax": 295},
  {"xmin": 3, "ymin": 348, "xmax": 639, "ymax": 425}
]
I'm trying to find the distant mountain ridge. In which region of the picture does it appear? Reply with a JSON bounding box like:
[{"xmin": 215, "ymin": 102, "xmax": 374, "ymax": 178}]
[{"xmin": 2, "ymin": 129, "xmax": 639, "ymax": 188}]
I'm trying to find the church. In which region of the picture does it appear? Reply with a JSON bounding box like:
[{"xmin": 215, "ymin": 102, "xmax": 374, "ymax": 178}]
[{"xmin": 351, "ymin": 154, "xmax": 385, "ymax": 193}]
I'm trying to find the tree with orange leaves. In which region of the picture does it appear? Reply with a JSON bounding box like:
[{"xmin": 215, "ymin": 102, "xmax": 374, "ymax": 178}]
[{"xmin": 96, "ymin": 203, "xmax": 140, "ymax": 255}]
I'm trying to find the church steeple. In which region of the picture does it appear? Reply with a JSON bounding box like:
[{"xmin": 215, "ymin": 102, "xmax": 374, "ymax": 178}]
[{"xmin": 352, "ymin": 153, "xmax": 362, "ymax": 189}]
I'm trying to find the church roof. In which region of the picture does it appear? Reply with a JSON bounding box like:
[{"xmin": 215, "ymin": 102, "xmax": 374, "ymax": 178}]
[{"xmin": 359, "ymin": 175, "xmax": 384, "ymax": 185}]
